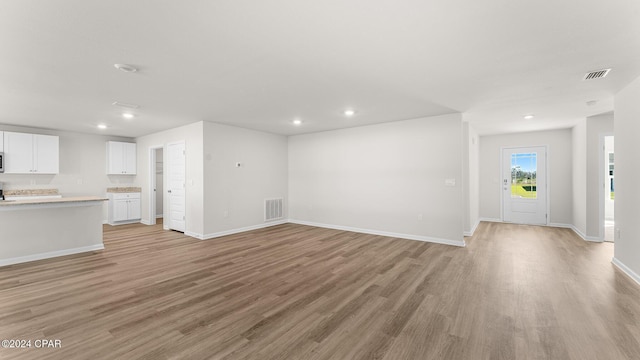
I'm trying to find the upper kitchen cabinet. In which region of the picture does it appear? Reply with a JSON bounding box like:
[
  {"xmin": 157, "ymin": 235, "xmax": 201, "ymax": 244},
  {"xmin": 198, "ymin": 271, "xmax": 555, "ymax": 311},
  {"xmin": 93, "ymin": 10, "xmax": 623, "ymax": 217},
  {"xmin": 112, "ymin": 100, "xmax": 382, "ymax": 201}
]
[
  {"xmin": 3, "ymin": 132, "xmax": 59, "ymax": 174},
  {"xmin": 107, "ymin": 141, "xmax": 136, "ymax": 175}
]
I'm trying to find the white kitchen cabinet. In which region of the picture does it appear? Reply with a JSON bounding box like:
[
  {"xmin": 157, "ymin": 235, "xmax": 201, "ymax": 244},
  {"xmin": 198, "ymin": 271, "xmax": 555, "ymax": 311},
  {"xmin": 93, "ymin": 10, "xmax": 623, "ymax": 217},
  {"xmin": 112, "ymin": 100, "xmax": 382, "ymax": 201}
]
[
  {"xmin": 108, "ymin": 192, "xmax": 141, "ymax": 225},
  {"xmin": 0, "ymin": 131, "xmax": 4, "ymax": 151},
  {"xmin": 107, "ymin": 141, "xmax": 136, "ymax": 175},
  {"xmin": 3, "ymin": 132, "xmax": 59, "ymax": 174}
]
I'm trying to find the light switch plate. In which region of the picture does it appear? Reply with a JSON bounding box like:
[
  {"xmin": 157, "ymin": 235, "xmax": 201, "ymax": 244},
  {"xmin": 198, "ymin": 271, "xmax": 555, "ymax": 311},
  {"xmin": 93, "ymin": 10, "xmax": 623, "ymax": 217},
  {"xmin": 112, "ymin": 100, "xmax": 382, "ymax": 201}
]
[{"xmin": 445, "ymin": 178, "xmax": 456, "ymax": 187}]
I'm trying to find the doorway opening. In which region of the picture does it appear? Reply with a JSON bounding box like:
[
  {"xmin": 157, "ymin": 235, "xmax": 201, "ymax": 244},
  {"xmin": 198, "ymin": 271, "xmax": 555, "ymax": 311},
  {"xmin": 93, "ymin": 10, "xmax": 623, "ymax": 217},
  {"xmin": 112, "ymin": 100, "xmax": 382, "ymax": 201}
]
[
  {"xmin": 148, "ymin": 145, "xmax": 164, "ymax": 226},
  {"xmin": 603, "ymin": 135, "xmax": 614, "ymax": 242}
]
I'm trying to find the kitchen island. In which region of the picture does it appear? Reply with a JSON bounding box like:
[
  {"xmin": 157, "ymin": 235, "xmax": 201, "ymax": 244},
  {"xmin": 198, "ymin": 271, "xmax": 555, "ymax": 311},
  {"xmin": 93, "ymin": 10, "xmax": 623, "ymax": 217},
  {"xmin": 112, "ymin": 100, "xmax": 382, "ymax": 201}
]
[{"xmin": 0, "ymin": 196, "xmax": 108, "ymax": 266}]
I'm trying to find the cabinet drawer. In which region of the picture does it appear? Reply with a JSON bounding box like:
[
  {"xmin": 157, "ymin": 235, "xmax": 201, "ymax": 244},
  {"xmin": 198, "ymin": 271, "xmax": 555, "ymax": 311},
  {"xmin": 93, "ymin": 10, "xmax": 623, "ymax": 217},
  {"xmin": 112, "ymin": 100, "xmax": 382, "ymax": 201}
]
[{"xmin": 111, "ymin": 192, "xmax": 141, "ymax": 200}]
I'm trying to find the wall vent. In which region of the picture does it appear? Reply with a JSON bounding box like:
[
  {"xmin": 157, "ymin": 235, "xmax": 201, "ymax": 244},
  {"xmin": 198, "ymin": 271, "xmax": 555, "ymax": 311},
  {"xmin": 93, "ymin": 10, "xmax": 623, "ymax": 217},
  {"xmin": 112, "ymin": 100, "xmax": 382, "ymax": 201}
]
[
  {"xmin": 583, "ymin": 68, "xmax": 611, "ymax": 80},
  {"xmin": 264, "ymin": 198, "xmax": 284, "ymax": 222}
]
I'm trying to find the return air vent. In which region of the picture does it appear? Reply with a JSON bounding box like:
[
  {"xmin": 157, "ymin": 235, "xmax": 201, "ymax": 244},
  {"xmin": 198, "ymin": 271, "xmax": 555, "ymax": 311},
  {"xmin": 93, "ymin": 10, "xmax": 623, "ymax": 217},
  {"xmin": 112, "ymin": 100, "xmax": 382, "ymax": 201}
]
[
  {"xmin": 583, "ymin": 68, "xmax": 611, "ymax": 80},
  {"xmin": 265, "ymin": 198, "xmax": 284, "ymax": 222}
]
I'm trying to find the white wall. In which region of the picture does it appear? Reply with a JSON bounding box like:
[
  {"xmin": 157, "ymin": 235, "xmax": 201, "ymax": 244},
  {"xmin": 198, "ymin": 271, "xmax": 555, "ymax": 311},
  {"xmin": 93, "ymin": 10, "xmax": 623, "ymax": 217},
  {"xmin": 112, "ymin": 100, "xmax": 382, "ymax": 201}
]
[
  {"xmin": 0, "ymin": 124, "xmax": 134, "ymax": 222},
  {"xmin": 289, "ymin": 114, "xmax": 464, "ymax": 245},
  {"xmin": 463, "ymin": 121, "xmax": 480, "ymax": 235},
  {"xmin": 586, "ymin": 113, "xmax": 614, "ymax": 237},
  {"xmin": 572, "ymin": 120, "xmax": 587, "ymax": 236},
  {"xmin": 202, "ymin": 121, "xmax": 288, "ymax": 237},
  {"xmin": 479, "ymin": 129, "xmax": 573, "ymax": 225},
  {"xmin": 613, "ymin": 75, "xmax": 640, "ymax": 281},
  {"xmin": 135, "ymin": 121, "xmax": 204, "ymax": 235}
]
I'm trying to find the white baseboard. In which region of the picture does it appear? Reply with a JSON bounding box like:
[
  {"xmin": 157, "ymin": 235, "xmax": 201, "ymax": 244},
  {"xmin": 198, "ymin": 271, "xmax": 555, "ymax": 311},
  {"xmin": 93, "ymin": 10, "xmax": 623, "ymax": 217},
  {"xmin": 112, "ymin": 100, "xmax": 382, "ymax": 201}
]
[
  {"xmin": 289, "ymin": 219, "xmax": 466, "ymax": 247},
  {"xmin": 463, "ymin": 219, "xmax": 481, "ymax": 237},
  {"xmin": 548, "ymin": 223, "xmax": 604, "ymax": 242},
  {"xmin": 0, "ymin": 244, "xmax": 105, "ymax": 267},
  {"xmin": 185, "ymin": 220, "xmax": 289, "ymax": 240},
  {"xmin": 140, "ymin": 219, "xmax": 151, "ymax": 225},
  {"xmin": 612, "ymin": 257, "xmax": 640, "ymax": 286},
  {"xmin": 107, "ymin": 219, "xmax": 141, "ymax": 226},
  {"xmin": 478, "ymin": 217, "xmax": 502, "ymax": 223},
  {"xmin": 156, "ymin": 214, "xmax": 164, "ymax": 219}
]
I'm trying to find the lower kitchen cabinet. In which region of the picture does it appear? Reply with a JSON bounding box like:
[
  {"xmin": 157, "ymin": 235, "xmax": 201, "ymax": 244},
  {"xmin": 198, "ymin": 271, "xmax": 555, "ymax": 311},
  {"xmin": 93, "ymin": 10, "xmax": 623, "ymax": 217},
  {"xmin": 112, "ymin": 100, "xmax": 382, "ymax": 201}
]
[{"xmin": 108, "ymin": 192, "xmax": 141, "ymax": 225}]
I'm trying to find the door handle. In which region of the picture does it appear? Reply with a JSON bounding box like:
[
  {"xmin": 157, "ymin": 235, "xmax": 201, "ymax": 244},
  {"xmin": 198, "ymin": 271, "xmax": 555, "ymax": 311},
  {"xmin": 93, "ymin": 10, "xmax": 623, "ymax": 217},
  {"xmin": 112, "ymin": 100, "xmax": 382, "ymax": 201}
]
[{"xmin": 168, "ymin": 190, "xmax": 172, "ymax": 193}]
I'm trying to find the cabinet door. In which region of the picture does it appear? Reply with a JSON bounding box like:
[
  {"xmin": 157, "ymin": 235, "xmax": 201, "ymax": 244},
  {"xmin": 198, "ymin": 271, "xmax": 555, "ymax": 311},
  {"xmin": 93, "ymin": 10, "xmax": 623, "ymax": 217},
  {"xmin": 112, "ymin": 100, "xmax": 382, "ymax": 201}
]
[
  {"xmin": 113, "ymin": 199, "xmax": 129, "ymax": 222},
  {"xmin": 3, "ymin": 132, "xmax": 34, "ymax": 173},
  {"xmin": 128, "ymin": 198, "xmax": 141, "ymax": 220},
  {"xmin": 123, "ymin": 143, "xmax": 137, "ymax": 174},
  {"xmin": 107, "ymin": 142, "xmax": 125, "ymax": 174},
  {"xmin": 33, "ymin": 134, "xmax": 59, "ymax": 174}
]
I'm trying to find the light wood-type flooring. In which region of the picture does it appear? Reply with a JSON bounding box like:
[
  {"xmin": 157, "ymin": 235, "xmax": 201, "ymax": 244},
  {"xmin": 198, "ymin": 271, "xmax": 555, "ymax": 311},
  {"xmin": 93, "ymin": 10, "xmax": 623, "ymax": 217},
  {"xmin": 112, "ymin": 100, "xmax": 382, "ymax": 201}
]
[{"xmin": 1, "ymin": 221, "xmax": 640, "ymax": 359}]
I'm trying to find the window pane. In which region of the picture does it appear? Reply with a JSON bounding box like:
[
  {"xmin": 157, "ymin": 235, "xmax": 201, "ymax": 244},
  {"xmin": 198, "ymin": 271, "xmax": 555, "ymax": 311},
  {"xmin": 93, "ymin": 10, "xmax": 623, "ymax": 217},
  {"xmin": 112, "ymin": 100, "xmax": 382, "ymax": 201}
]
[{"xmin": 511, "ymin": 152, "xmax": 537, "ymax": 199}]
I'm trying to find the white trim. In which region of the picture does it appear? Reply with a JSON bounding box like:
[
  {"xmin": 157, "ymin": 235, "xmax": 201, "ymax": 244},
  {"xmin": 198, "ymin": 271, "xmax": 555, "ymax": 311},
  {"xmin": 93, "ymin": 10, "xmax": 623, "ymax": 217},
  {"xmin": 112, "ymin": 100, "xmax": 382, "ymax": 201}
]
[
  {"xmin": 156, "ymin": 214, "xmax": 163, "ymax": 218},
  {"xmin": 148, "ymin": 144, "xmax": 164, "ymax": 227},
  {"xmin": 140, "ymin": 219, "xmax": 152, "ymax": 225},
  {"xmin": 0, "ymin": 244, "xmax": 105, "ymax": 267},
  {"xmin": 108, "ymin": 219, "xmax": 141, "ymax": 226},
  {"xmin": 585, "ymin": 236, "xmax": 604, "ymax": 242},
  {"xmin": 463, "ymin": 219, "xmax": 480, "ymax": 237},
  {"xmin": 612, "ymin": 257, "xmax": 640, "ymax": 286},
  {"xmin": 186, "ymin": 220, "xmax": 289, "ymax": 240},
  {"xmin": 548, "ymin": 222, "xmax": 572, "ymax": 229},
  {"xmin": 479, "ymin": 217, "xmax": 502, "ymax": 223},
  {"xmin": 289, "ymin": 219, "xmax": 466, "ymax": 247},
  {"xmin": 548, "ymin": 223, "xmax": 603, "ymax": 242}
]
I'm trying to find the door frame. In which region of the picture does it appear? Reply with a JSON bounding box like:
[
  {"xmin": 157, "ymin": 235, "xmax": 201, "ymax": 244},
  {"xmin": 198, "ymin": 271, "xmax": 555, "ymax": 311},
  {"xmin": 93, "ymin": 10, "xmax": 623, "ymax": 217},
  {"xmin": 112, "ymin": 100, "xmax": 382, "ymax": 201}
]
[
  {"xmin": 599, "ymin": 133, "xmax": 614, "ymax": 241},
  {"xmin": 500, "ymin": 145, "xmax": 549, "ymax": 225},
  {"xmin": 148, "ymin": 145, "xmax": 164, "ymax": 226}
]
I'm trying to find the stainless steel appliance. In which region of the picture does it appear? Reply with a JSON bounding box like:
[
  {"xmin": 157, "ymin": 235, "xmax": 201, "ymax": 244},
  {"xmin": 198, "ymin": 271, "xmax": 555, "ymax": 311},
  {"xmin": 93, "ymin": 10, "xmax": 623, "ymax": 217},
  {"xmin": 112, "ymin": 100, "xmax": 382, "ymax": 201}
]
[{"xmin": 0, "ymin": 152, "xmax": 4, "ymax": 173}]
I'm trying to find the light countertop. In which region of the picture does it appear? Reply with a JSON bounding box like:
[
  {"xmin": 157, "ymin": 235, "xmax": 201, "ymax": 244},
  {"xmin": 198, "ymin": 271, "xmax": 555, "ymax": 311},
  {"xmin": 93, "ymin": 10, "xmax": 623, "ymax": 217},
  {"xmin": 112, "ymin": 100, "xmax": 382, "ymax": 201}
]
[
  {"xmin": 107, "ymin": 187, "xmax": 142, "ymax": 193},
  {"xmin": 0, "ymin": 196, "xmax": 108, "ymax": 207}
]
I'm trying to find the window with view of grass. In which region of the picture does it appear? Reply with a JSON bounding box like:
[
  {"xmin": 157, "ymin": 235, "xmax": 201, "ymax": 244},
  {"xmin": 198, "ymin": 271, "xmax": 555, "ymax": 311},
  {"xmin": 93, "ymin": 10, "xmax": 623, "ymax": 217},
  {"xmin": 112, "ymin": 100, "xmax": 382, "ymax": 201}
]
[{"xmin": 511, "ymin": 153, "xmax": 537, "ymax": 199}]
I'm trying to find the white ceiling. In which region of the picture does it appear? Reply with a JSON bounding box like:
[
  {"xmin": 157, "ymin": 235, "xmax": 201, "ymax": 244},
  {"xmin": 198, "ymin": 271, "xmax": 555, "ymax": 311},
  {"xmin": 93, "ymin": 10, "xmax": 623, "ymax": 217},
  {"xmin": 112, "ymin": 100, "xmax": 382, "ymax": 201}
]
[{"xmin": 1, "ymin": 0, "xmax": 639, "ymax": 137}]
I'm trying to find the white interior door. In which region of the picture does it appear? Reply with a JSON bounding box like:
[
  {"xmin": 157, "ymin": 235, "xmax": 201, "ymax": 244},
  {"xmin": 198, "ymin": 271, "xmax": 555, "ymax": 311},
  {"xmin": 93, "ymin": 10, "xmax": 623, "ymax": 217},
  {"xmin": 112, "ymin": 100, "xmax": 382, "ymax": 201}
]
[
  {"xmin": 167, "ymin": 142, "xmax": 186, "ymax": 232},
  {"xmin": 502, "ymin": 146, "xmax": 547, "ymax": 225}
]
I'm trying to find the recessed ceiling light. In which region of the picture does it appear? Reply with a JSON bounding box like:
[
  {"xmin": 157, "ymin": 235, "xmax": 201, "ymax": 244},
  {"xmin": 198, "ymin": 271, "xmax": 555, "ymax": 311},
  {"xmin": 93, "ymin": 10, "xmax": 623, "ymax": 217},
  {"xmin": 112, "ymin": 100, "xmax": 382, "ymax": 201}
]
[
  {"xmin": 122, "ymin": 113, "xmax": 135, "ymax": 119},
  {"xmin": 114, "ymin": 63, "xmax": 138, "ymax": 73},
  {"xmin": 97, "ymin": 124, "xmax": 107, "ymax": 130},
  {"xmin": 293, "ymin": 119, "xmax": 302, "ymax": 125},
  {"xmin": 344, "ymin": 109, "xmax": 356, "ymax": 117},
  {"xmin": 523, "ymin": 114, "xmax": 535, "ymax": 120}
]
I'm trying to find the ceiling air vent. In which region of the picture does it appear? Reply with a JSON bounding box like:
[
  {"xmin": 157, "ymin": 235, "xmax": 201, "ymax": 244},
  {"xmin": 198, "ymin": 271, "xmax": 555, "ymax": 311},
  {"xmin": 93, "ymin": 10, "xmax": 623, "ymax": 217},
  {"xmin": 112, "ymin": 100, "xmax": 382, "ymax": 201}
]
[
  {"xmin": 583, "ymin": 68, "xmax": 611, "ymax": 80},
  {"xmin": 112, "ymin": 101, "xmax": 140, "ymax": 109}
]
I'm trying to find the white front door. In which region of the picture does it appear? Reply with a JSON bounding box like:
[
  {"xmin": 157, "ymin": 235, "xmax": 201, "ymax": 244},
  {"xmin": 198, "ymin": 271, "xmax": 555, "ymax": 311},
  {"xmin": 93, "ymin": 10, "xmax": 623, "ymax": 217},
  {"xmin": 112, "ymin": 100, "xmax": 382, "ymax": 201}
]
[
  {"xmin": 167, "ymin": 142, "xmax": 186, "ymax": 232},
  {"xmin": 502, "ymin": 146, "xmax": 547, "ymax": 225}
]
